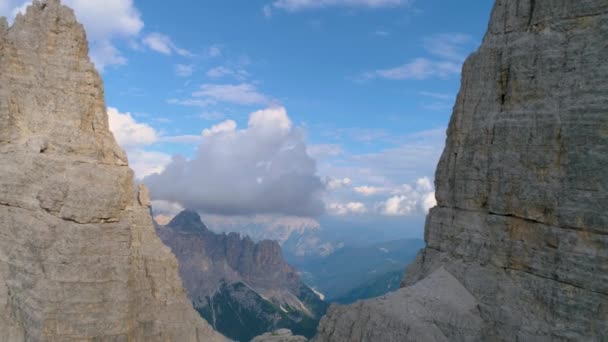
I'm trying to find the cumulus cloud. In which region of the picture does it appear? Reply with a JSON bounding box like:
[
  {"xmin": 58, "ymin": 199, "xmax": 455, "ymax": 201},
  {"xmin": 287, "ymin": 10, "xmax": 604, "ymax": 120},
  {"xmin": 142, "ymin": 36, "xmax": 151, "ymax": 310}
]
[
  {"xmin": 202, "ymin": 120, "xmax": 237, "ymax": 137},
  {"xmin": 327, "ymin": 202, "xmax": 367, "ymax": 216},
  {"xmin": 126, "ymin": 150, "xmax": 173, "ymax": 180},
  {"xmin": 1, "ymin": 0, "xmax": 144, "ymax": 71},
  {"xmin": 354, "ymin": 185, "xmax": 386, "ymax": 196},
  {"xmin": 378, "ymin": 177, "xmax": 436, "ymax": 216},
  {"xmin": 107, "ymin": 107, "xmax": 158, "ymax": 147},
  {"xmin": 327, "ymin": 177, "xmax": 352, "ymax": 190},
  {"xmin": 144, "ymin": 107, "xmax": 325, "ymax": 217},
  {"xmin": 143, "ymin": 32, "xmax": 192, "ymax": 56},
  {"xmin": 107, "ymin": 107, "xmax": 171, "ymax": 179},
  {"xmin": 363, "ymin": 33, "xmax": 473, "ymax": 81}
]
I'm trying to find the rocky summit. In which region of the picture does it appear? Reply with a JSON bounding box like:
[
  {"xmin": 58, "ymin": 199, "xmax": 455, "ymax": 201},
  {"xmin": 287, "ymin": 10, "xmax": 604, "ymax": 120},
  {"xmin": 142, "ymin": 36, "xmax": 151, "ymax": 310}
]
[
  {"xmin": 157, "ymin": 210, "xmax": 328, "ymax": 342},
  {"xmin": 314, "ymin": 0, "xmax": 608, "ymax": 341},
  {"xmin": 0, "ymin": 1, "xmax": 225, "ymax": 341}
]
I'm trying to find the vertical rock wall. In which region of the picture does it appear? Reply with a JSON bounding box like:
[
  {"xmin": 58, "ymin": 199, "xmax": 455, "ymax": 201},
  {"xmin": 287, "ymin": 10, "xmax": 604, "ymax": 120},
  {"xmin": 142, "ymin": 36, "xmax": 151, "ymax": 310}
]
[
  {"xmin": 314, "ymin": 0, "xmax": 608, "ymax": 341},
  {"xmin": 0, "ymin": 1, "xmax": 226, "ymax": 341}
]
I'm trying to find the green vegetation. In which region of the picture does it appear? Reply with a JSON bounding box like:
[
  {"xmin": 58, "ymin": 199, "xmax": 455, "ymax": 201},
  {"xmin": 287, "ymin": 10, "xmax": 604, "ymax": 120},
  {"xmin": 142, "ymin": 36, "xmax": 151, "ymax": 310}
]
[{"xmin": 196, "ymin": 282, "xmax": 323, "ymax": 342}]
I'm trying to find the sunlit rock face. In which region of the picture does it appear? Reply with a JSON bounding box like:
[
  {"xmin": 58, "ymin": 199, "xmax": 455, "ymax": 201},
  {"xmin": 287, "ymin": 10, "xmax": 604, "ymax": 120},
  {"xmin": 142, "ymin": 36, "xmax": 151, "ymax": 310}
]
[
  {"xmin": 313, "ymin": 0, "xmax": 608, "ymax": 341},
  {"xmin": 0, "ymin": 1, "xmax": 225, "ymax": 340}
]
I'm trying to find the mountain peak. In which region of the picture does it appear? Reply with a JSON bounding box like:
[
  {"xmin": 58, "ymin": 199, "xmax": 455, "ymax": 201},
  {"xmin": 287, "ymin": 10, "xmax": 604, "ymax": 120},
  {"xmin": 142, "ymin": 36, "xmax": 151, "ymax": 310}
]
[
  {"xmin": 0, "ymin": 1, "xmax": 225, "ymax": 339},
  {"xmin": 168, "ymin": 210, "xmax": 208, "ymax": 232}
]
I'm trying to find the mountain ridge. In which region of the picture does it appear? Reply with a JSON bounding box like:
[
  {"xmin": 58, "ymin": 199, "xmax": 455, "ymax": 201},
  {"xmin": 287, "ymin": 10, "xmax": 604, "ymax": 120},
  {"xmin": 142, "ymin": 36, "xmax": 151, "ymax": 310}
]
[{"xmin": 157, "ymin": 210, "xmax": 328, "ymax": 341}]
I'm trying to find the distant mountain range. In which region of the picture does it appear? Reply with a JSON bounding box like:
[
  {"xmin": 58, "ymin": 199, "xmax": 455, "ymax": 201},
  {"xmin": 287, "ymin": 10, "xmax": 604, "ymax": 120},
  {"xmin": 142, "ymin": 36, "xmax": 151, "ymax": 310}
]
[
  {"xmin": 196, "ymin": 214, "xmax": 426, "ymax": 259},
  {"xmin": 286, "ymin": 238, "xmax": 424, "ymax": 302},
  {"xmin": 156, "ymin": 210, "xmax": 328, "ymax": 342}
]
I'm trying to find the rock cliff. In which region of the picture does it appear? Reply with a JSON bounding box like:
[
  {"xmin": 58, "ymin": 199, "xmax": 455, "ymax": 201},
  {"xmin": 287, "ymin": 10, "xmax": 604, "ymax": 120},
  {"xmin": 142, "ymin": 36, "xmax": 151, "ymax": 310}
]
[
  {"xmin": 0, "ymin": 1, "xmax": 225, "ymax": 341},
  {"xmin": 157, "ymin": 210, "xmax": 328, "ymax": 342},
  {"xmin": 314, "ymin": 0, "xmax": 608, "ymax": 341},
  {"xmin": 252, "ymin": 329, "xmax": 307, "ymax": 342}
]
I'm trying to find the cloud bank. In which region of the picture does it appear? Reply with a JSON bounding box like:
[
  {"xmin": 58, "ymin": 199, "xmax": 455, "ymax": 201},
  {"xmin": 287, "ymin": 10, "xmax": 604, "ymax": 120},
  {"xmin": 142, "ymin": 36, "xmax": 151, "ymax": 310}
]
[{"xmin": 144, "ymin": 107, "xmax": 326, "ymax": 217}]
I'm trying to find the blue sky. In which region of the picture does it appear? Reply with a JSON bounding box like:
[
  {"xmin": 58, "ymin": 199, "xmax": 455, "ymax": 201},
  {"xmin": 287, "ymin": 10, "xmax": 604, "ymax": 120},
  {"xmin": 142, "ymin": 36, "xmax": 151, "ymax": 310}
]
[{"xmin": 2, "ymin": 0, "xmax": 494, "ymax": 235}]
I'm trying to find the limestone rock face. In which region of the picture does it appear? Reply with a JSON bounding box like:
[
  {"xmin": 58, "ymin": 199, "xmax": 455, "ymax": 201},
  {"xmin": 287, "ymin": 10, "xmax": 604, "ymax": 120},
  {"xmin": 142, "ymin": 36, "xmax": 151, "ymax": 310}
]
[
  {"xmin": 252, "ymin": 329, "xmax": 308, "ymax": 342},
  {"xmin": 314, "ymin": 0, "xmax": 608, "ymax": 341},
  {"xmin": 0, "ymin": 1, "xmax": 226, "ymax": 341},
  {"xmin": 315, "ymin": 268, "xmax": 483, "ymax": 342}
]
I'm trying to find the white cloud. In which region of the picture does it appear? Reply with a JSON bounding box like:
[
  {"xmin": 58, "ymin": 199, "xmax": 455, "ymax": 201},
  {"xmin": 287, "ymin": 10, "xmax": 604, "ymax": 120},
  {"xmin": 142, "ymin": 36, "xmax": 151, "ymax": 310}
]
[
  {"xmin": 327, "ymin": 177, "xmax": 352, "ymax": 190},
  {"xmin": 202, "ymin": 120, "xmax": 237, "ymax": 137},
  {"xmin": 421, "ymin": 191, "xmax": 436, "ymax": 213},
  {"xmin": 316, "ymin": 127, "xmax": 444, "ymax": 217},
  {"xmin": 271, "ymin": 0, "xmax": 409, "ymax": 12},
  {"xmin": 327, "ymin": 202, "xmax": 367, "ymax": 215},
  {"xmin": 127, "ymin": 149, "xmax": 173, "ymax": 179},
  {"xmin": 363, "ymin": 32, "xmax": 473, "ymax": 81},
  {"xmin": 248, "ymin": 106, "xmax": 292, "ymax": 133},
  {"xmin": 175, "ymin": 64, "xmax": 195, "ymax": 77},
  {"xmin": 107, "ymin": 107, "xmax": 158, "ymax": 147},
  {"xmin": 144, "ymin": 107, "xmax": 325, "ymax": 217},
  {"xmin": 143, "ymin": 32, "xmax": 192, "ymax": 56},
  {"xmin": 354, "ymin": 185, "xmax": 386, "ymax": 196},
  {"xmin": 416, "ymin": 176, "xmax": 433, "ymax": 193},
  {"xmin": 107, "ymin": 107, "xmax": 171, "ymax": 179},
  {"xmin": 378, "ymin": 177, "xmax": 436, "ymax": 216},
  {"xmin": 192, "ymin": 83, "xmax": 270, "ymax": 106},
  {"xmin": 1, "ymin": 0, "xmax": 144, "ymax": 71}
]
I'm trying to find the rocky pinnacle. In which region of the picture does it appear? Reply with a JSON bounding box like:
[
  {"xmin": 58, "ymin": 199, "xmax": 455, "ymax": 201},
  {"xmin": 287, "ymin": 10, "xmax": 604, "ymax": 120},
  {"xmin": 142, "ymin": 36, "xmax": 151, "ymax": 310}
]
[{"xmin": 0, "ymin": 1, "xmax": 226, "ymax": 341}]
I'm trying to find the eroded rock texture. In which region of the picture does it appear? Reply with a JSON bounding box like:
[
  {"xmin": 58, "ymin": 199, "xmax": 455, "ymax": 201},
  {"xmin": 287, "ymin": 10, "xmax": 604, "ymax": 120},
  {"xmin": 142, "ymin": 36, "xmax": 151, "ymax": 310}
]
[
  {"xmin": 252, "ymin": 329, "xmax": 308, "ymax": 342},
  {"xmin": 0, "ymin": 1, "xmax": 226, "ymax": 341},
  {"xmin": 314, "ymin": 0, "xmax": 608, "ymax": 341}
]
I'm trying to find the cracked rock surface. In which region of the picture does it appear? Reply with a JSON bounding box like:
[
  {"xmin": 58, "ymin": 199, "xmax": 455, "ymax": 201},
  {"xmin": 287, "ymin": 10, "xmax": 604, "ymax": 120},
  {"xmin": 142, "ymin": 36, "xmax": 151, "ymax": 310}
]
[
  {"xmin": 0, "ymin": 1, "xmax": 226, "ymax": 341},
  {"xmin": 314, "ymin": 0, "xmax": 608, "ymax": 341}
]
